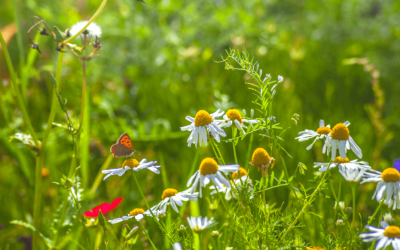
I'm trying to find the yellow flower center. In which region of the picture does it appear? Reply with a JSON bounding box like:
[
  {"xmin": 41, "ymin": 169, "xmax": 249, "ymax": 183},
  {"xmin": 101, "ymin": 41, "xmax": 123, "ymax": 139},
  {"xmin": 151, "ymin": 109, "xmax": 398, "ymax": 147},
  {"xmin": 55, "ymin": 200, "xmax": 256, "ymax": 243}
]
[
  {"xmin": 381, "ymin": 168, "xmax": 400, "ymax": 182},
  {"xmin": 316, "ymin": 126, "xmax": 331, "ymax": 135},
  {"xmin": 333, "ymin": 157, "xmax": 350, "ymax": 163},
  {"xmin": 384, "ymin": 226, "xmax": 400, "ymax": 238},
  {"xmin": 194, "ymin": 110, "xmax": 213, "ymax": 127},
  {"xmin": 232, "ymin": 167, "xmax": 248, "ymax": 179},
  {"xmin": 161, "ymin": 188, "xmax": 179, "ymax": 200},
  {"xmin": 129, "ymin": 208, "xmax": 145, "ymax": 216},
  {"xmin": 331, "ymin": 123, "xmax": 350, "ymax": 140},
  {"xmin": 226, "ymin": 109, "xmax": 242, "ymax": 123},
  {"xmin": 122, "ymin": 159, "xmax": 140, "ymax": 169},
  {"xmin": 251, "ymin": 148, "xmax": 271, "ymax": 165},
  {"xmin": 199, "ymin": 157, "xmax": 219, "ymax": 175}
]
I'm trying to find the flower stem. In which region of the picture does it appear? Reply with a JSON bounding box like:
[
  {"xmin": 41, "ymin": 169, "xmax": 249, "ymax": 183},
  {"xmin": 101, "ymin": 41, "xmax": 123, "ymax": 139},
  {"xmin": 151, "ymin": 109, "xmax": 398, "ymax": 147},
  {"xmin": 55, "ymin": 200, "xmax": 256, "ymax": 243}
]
[
  {"xmin": 245, "ymin": 132, "xmax": 254, "ymax": 170},
  {"xmin": 139, "ymin": 221, "xmax": 158, "ymax": 250},
  {"xmin": 279, "ymin": 165, "xmax": 331, "ymax": 242},
  {"xmin": 364, "ymin": 201, "xmax": 383, "ymax": 232},
  {"xmin": 131, "ymin": 171, "xmax": 174, "ymax": 242},
  {"xmin": 351, "ymin": 184, "xmax": 357, "ymax": 227},
  {"xmin": 232, "ymin": 127, "xmax": 238, "ymax": 164}
]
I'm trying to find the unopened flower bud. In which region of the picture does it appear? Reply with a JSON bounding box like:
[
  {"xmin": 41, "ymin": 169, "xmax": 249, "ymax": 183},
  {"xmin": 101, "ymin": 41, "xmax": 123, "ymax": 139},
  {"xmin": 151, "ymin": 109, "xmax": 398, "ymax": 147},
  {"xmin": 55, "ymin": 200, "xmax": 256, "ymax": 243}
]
[
  {"xmin": 211, "ymin": 231, "xmax": 220, "ymax": 238},
  {"xmin": 345, "ymin": 207, "xmax": 352, "ymax": 213},
  {"xmin": 157, "ymin": 211, "xmax": 167, "ymax": 219},
  {"xmin": 384, "ymin": 213, "xmax": 395, "ymax": 225},
  {"xmin": 126, "ymin": 226, "xmax": 139, "ymax": 240},
  {"xmin": 178, "ymin": 224, "xmax": 186, "ymax": 232},
  {"xmin": 335, "ymin": 219, "xmax": 344, "ymax": 226}
]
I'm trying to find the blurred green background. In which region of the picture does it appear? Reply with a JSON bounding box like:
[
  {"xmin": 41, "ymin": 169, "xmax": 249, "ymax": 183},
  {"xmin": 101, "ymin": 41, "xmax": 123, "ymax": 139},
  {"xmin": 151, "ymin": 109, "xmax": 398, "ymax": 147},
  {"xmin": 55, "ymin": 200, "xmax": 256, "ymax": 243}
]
[{"xmin": 1, "ymin": 0, "xmax": 400, "ymax": 249}]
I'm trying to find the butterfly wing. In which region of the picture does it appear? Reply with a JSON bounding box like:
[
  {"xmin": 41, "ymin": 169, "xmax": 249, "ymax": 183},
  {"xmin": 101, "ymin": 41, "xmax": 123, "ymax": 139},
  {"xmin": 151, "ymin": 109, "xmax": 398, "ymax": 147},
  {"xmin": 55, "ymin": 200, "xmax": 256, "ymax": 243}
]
[
  {"xmin": 117, "ymin": 133, "xmax": 133, "ymax": 149},
  {"xmin": 110, "ymin": 133, "xmax": 135, "ymax": 157}
]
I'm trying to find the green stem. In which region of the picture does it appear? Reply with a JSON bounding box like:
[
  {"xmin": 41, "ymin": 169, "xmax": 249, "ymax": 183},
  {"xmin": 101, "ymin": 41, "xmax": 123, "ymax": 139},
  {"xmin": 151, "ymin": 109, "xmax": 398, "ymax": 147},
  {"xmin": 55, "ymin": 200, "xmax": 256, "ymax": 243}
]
[
  {"xmin": 199, "ymin": 232, "xmax": 203, "ymax": 250},
  {"xmin": 11, "ymin": 0, "xmax": 25, "ymax": 95},
  {"xmin": 213, "ymin": 140, "xmax": 226, "ymax": 165},
  {"xmin": 279, "ymin": 165, "xmax": 331, "ymax": 242},
  {"xmin": 0, "ymin": 31, "xmax": 39, "ymax": 146},
  {"xmin": 32, "ymin": 52, "xmax": 64, "ymax": 249},
  {"xmin": 213, "ymin": 184, "xmax": 254, "ymax": 249},
  {"xmin": 131, "ymin": 171, "xmax": 173, "ymax": 242},
  {"xmin": 63, "ymin": 0, "xmax": 108, "ymax": 44},
  {"xmin": 364, "ymin": 202, "xmax": 383, "ymax": 231},
  {"xmin": 351, "ymin": 184, "xmax": 357, "ymax": 228},
  {"xmin": 207, "ymin": 134, "xmax": 221, "ymax": 164},
  {"xmin": 232, "ymin": 127, "xmax": 238, "ymax": 164},
  {"xmin": 139, "ymin": 221, "xmax": 157, "ymax": 250},
  {"xmin": 245, "ymin": 132, "xmax": 254, "ymax": 169}
]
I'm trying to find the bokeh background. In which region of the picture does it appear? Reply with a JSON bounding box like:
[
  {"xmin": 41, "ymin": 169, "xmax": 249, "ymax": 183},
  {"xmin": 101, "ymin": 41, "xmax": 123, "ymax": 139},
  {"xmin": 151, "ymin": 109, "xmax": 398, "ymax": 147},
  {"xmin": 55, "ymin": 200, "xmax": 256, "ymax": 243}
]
[{"xmin": 1, "ymin": 0, "xmax": 400, "ymax": 249}]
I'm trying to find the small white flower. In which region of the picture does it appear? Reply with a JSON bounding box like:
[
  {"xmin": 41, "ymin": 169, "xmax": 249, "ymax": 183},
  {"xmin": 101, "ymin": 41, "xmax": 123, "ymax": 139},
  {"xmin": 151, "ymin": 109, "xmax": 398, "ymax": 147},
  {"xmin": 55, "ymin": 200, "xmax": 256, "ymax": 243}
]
[
  {"xmin": 334, "ymin": 201, "xmax": 345, "ymax": 210},
  {"xmin": 210, "ymin": 175, "xmax": 253, "ymax": 200},
  {"xmin": 359, "ymin": 221, "xmax": 400, "ymax": 250},
  {"xmin": 187, "ymin": 216, "xmax": 217, "ymax": 233},
  {"xmin": 102, "ymin": 158, "xmax": 160, "ymax": 180},
  {"xmin": 278, "ymin": 75, "xmax": 284, "ymax": 82},
  {"xmin": 314, "ymin": 157, "xmax": 371, "ymax": 172},
  {"xmin": 361, "ymin": 162, "xmax": 400, "ymax": 209},
  {"xmin": 108, "ymin": 208, "xmax": 151, "ymax": 224},
  {"xmin": 150, "ymin": 188, "xmax": 198, "ymax": 213},
  {"xmin": 173, "ymin": 242, "xmax": 183, "ymax": 250},
  {"xmin": 181, "ymin": 109, "xmax": 226, "ymax": 147},
  {"xmin": 296, "ymin": 119, "xmax": 331, "ymax": 150},
  {"xmin": 323, "ymin": 121, "xmax": 362, "ymax": 161},
  {"xmin": 70, "ymin": 21, "xmax": 102, "ymax": 40},
  {"xmin": 216, "ymin": 109, "xmax": 259, "ymax": 134},
  {"xmin": 187, "ymin": 157, "xmax": 239, "ymax": 197}
]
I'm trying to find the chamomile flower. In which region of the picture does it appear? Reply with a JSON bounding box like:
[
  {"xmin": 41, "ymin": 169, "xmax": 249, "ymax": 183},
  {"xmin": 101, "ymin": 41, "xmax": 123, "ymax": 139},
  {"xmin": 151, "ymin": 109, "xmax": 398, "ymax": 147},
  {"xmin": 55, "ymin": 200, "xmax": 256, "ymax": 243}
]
[
  {"xmin": 102, "ymin": 158, "xmax": 161, "ymax": 180},
  {"xmin": 108, "ymin": 208, "xmax": 151, "ymax": 224},
  {"xmin": 360, "ymin": 221, "xmax": 400, "ymax": 250},
  {"xmin": 187, "ymin": 216, "xmax": 217, "ymax": 233},
  {"xmin": 249, "ymin": 148, "xmax": 275, "ymax": 177},
  {"xmin": 186, "ymin": 157, "xmax": 239, "ymax": 197},
  {"xmin": 296, "ymin": 120, "xmax": 331, "ymax": 150},
  {"xmin": 150, "ymin": 189, "xmax": 198, "ymax": 213},
  {"xmin": 339, "ymin": 163, "xmax": 369, "ymax": 183},
  {"xmin": 361, "ymin": 160, "xmax": 400, "ymax": 209},
  {"xmin": 70, "ymin": 21, "xmax": 102, "ymax": 40},
  {"xmin": 323, "ymin": 122, "xmax": 363, "ymax": 161},
  {"xmin": 210, "ymin": 175, "xmax": 253, "ymax": 200},
  {"xmin": 314, "ymin": 156, "xmax": 371, "ymax": 172},
  {"xmin": 180, "ymin": 109, "xmax": 226, "ymax": 147},
  {"xmin": 217, "ymin": 109, "xmax": 259, "ymax": 134}
]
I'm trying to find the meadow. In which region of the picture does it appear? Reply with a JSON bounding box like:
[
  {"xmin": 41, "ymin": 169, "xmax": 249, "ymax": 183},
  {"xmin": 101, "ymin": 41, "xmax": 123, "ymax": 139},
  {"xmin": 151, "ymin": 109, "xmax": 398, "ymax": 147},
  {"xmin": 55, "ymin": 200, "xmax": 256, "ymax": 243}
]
[{"xmin": 1, "ymin": 0, "xmax": 400, "ymax": 249}]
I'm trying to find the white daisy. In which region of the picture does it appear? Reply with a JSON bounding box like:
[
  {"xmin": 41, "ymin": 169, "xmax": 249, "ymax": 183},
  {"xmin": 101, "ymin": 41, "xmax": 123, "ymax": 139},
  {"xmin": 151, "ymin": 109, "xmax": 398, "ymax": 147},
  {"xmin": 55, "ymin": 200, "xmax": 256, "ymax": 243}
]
[
  {"xmin": 187, "ymin": 216, "xmax": 217, "ymax": 233},
  {"xmin": 70, "ymin": 21, "xmax": 102, "ymax": 40},
  {"xmin": 323, "ymin": 121, "xmax": 362, "ymax": 161},
  {"xmin": 102, "ymin": 158, "xmax": 160, "ymax": 180},
  {"xmin": 361, "ymin": 166, "xmax": 400, "ymax": 209},
  {"xmin": 216, "ymin": 109, "xmax": 259, "ymax": 134},
  {"xmin": 339, "ymin": 163, "xmax": 369, "ymax": 183},
  {"xmin": 296, "ymin": 119, "xmax": 331, "ymax": 150},
  {"xmin": 210, "ymin": 175, "xmax": 253, "ymax": 200},
  {"xmin": 187, "ymin": 157, "xmax": 239, "ymax": 197},
  {"xmin": 108, "ymin": 208, "xmax": 151, "ymax": 224},
  {"xmin": 314, "ymin": 156, "xmax": 371, "ymax": 172},
  {"xmin": 359, "ymin": 221, "xmax": 400, "ymax": 250},
  {"xmin": 150, "ymin": 188, "xmax": 198, "ymax": 213},
  {"xmin": 180, "ymin": 109, "xmax": 226, "ymax": 147}
]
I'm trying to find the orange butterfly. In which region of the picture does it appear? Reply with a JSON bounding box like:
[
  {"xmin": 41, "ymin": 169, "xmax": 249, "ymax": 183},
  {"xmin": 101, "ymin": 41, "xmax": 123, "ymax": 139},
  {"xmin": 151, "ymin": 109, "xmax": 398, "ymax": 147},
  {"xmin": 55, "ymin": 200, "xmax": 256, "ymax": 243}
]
[{"xmin": 110, "ymin": 133, "xmax": 135, "ymax": 157}]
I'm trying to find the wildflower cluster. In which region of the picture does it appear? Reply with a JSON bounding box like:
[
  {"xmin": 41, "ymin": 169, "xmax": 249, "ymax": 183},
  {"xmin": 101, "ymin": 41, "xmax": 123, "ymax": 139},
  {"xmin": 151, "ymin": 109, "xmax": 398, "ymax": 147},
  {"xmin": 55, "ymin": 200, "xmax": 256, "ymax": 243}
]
[{"xmin": 297, "ymin": 120, "xmax": 400, "ymax": 250}]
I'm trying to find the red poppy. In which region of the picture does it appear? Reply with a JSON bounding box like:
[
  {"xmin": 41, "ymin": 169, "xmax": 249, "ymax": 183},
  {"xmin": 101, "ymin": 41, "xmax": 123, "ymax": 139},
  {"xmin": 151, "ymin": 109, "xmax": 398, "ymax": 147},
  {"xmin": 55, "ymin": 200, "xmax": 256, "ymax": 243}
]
[{"xmin": 83, "ymin": 197, "xmax": 123, "ymax": 217}]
